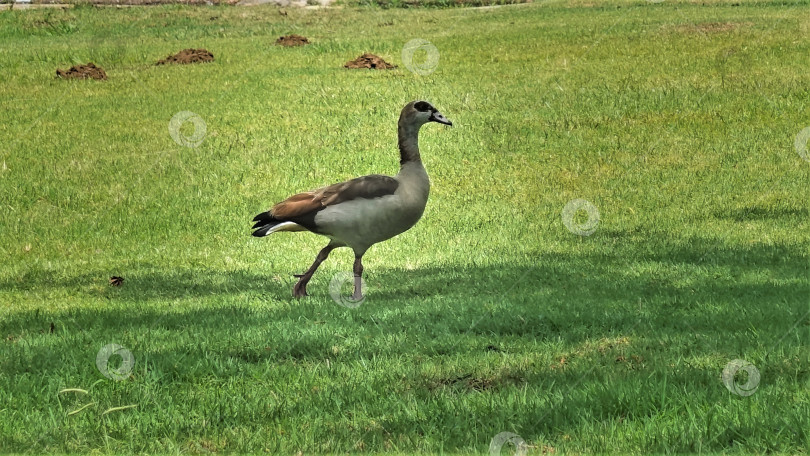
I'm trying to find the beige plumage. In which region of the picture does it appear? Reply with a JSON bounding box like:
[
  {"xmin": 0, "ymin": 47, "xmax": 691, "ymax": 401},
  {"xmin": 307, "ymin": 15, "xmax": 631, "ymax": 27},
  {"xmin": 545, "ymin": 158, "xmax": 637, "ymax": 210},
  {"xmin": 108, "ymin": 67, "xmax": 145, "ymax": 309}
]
[{"xmin": 252, "ymin": 100, "xmax": 452, "ymax": 299}]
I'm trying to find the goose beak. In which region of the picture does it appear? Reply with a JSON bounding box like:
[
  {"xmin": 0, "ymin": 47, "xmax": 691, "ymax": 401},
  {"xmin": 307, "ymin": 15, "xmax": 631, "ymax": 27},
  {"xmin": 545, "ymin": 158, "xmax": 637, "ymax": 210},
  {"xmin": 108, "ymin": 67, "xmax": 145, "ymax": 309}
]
[{"xmin": 429, "ymin": 111, "xmax": 453, "ymax": 126}]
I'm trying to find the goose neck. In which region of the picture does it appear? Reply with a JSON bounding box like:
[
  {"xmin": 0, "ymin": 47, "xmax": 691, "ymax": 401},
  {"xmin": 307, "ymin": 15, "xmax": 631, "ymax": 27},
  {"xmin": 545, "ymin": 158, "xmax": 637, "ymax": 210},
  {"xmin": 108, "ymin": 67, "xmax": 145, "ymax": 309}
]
[{"xmin": 398, "ymin": 122, "xmax": 422, "ymax": 165}]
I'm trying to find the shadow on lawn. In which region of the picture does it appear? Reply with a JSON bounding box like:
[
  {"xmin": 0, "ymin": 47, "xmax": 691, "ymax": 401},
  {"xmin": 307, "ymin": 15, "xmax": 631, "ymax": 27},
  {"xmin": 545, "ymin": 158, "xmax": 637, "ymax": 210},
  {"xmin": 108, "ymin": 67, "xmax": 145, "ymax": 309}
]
[
  {"xmin": 2, "ymin": 233, "xmax": 806, "ymax": 348},
  {"xmin": 0, "ymin": 235, "xmax": 805, "ymax": 455}
]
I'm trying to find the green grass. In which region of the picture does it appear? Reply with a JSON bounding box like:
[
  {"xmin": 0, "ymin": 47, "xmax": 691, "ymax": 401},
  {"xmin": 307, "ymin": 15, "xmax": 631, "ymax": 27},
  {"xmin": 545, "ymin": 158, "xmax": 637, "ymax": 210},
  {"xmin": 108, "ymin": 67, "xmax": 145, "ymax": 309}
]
[{"xmin": 1, "ymin": 0, "xmax": 808, "ymax": 453}]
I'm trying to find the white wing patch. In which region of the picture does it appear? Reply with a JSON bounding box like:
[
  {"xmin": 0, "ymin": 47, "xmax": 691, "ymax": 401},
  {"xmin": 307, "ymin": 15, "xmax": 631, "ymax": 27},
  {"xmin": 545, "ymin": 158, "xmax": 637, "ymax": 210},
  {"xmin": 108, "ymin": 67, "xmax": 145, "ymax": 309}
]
[{"xmin": 268, "ymin": 221, "xmax": 307, "ymax": 234}]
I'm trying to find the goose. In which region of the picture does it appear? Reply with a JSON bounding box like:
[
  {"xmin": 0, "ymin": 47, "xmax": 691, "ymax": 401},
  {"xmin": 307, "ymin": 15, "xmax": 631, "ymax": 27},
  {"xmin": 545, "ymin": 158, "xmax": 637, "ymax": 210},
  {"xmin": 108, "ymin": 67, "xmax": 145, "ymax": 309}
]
[{"xmin": 251, "ymin": 100, "xmax": 452, "ymax": 299}]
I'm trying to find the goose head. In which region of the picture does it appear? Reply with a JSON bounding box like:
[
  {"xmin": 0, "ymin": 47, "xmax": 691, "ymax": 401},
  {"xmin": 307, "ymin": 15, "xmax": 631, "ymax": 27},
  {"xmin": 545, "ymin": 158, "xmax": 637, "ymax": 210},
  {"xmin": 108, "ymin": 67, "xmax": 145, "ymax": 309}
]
[{"xmin": 401, "ymin": 100, "xmax": 453, "ymax": 127}]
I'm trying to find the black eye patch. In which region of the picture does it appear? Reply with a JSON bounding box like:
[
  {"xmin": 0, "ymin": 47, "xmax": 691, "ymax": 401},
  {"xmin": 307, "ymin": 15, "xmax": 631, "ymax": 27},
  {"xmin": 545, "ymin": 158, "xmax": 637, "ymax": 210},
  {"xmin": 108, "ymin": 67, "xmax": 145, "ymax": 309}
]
[{"xmin": 414, "ymin": 101, "xmax": 432, "ymax": 112}]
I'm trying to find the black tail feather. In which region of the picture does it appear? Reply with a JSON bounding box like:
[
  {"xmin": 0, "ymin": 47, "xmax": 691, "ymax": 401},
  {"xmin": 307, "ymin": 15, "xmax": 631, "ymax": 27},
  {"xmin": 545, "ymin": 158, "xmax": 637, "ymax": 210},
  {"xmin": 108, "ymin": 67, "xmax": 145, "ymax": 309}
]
[
  {"xmin": 252, "ymin": 210, "xmax": 273, "ymax": 223},
  {"xmin": 252, "ymin": 225, "xmax": 275, "ymax": 237},
  {"xmin": 251, "ymin": 211, "xmax": 281, "ymax": 237}
]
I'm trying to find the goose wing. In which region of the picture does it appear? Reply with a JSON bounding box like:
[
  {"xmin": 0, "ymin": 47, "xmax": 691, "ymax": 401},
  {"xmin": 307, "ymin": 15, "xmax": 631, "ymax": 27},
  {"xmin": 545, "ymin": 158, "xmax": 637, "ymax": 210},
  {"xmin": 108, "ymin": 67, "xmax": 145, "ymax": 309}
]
[{"xmin": 271, "ymin": 174, "xmax": 400, "ymax": 219}]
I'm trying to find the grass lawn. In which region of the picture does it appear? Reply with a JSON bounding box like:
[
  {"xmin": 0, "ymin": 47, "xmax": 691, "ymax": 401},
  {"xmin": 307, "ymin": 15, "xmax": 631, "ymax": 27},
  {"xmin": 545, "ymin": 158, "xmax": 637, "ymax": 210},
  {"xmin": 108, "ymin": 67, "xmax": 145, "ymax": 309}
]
[{"xmin": 1, "ymin": 0, "xmax": 808, "ymax": 453}]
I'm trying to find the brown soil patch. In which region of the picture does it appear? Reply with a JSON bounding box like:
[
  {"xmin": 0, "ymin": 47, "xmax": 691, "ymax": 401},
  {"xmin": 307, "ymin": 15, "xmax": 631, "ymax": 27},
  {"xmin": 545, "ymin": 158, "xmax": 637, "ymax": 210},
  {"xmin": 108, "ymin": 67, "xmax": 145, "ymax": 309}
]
[
  {"xmin": 427, "ymin": 371, "xmax": 525, "ymax": 392},
  {"xmin": 276, "ymin": 34, "xmax": 310, "ymax": 47},
  {"xmin": 344, "ymin": 53, "xmax": 396, "ymax": 70},
  {"xmin": 431, "ymin": 374, "xmax": 494, "ymax": 391},
  {"xmin": 668, "ymin": 21, "xmax": 751, "ymax": 34},
  {"xmin": 56, "ymin": 63, "xmax": 107, "ymax": 80},
  {"xmin": 155, "ymin": 49, "xmax": 214, "ymax": 66}
]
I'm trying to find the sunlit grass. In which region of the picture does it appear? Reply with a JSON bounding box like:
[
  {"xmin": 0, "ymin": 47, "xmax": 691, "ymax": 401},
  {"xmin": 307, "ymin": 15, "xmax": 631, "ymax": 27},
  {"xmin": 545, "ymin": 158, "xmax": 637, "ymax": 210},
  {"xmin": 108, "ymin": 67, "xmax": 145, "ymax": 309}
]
[{"xmin": 0, "ymin": 0, "xmax": 808, "ymax": 453}]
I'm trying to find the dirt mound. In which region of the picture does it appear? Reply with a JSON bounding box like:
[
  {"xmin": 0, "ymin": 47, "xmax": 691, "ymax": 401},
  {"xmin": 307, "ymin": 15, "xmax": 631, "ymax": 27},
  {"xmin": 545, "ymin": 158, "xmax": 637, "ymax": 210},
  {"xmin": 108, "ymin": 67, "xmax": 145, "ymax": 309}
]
[
  {"xmin": 155, "ymin": 49, "xmax": 214, "ymax": 65},
  {"xmin": 276, "ymin": 34, "xmax": 310, "ymax": 47},
  {"xmin": 344, "ymin": 53, "xmax": 396, "ymax": 70},
  {"xmin": 56, "ymin": 63, "xmax": 107, "ymax": 80}
]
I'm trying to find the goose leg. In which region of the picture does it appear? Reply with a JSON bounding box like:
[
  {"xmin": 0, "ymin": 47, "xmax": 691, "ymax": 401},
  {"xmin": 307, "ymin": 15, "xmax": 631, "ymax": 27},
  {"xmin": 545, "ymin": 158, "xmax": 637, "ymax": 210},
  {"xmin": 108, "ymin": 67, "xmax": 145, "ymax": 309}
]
[
  {"xmin": 352, "ymin": 256, "xmax": 364, "ymax": 301},
  {"xmin": 293, "ymin": 244, "xmax": 335, "ymax": 298}
]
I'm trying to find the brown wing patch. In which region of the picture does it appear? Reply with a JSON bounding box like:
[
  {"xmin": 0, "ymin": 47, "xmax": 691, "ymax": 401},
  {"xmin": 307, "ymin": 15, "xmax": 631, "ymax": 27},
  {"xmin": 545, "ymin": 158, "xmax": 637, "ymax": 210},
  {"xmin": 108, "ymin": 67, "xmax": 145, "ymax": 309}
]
[
  {"xmin": 269, "ymin": 175, "xmax": 399, "ymax": 220},
  {"xmin": 270, "ymin": 192, "xmax": 319, "ymax": 218}
]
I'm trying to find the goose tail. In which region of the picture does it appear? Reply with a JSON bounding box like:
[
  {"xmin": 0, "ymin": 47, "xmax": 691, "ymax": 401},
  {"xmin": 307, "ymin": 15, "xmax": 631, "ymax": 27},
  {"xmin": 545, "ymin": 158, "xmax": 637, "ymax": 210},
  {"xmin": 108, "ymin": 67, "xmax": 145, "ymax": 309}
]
[{"xmin": 251, "ymin": 211, "xmax": 306, "ymax": 237}]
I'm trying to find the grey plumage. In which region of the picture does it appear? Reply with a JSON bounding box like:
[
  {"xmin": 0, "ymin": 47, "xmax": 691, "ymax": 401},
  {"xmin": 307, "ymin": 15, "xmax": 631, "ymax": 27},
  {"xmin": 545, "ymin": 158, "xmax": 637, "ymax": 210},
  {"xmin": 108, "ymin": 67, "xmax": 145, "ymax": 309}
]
[{"xmin": 252, "ymin": 100, "xmax": 452, "ymax": 299}]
